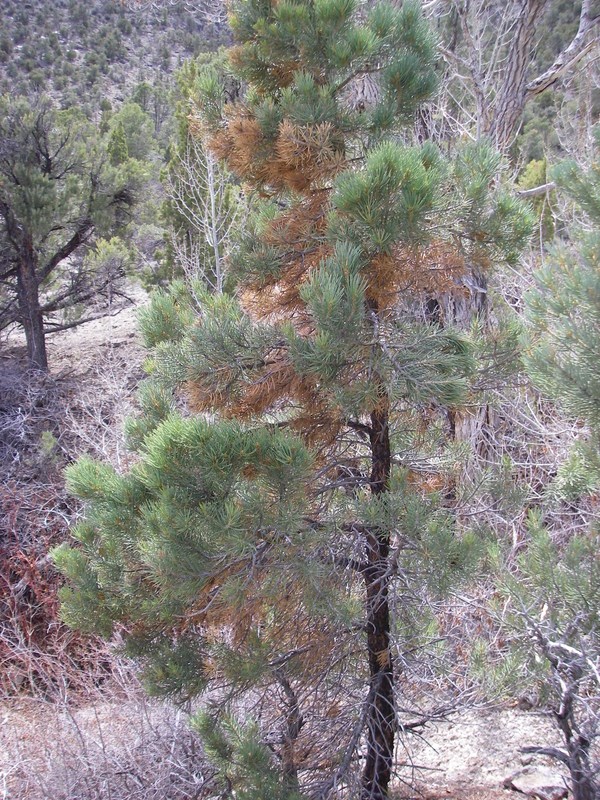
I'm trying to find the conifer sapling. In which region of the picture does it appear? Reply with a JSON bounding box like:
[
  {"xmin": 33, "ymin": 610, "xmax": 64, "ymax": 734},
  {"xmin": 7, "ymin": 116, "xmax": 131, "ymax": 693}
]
[{"xmin": 55, "ymin": 1, "xmax": 532, "ymax": 797}]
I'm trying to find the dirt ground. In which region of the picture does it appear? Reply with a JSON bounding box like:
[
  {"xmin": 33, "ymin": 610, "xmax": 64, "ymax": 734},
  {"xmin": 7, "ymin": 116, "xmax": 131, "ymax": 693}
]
[
  {"xmin": 0, "ymin": 285, "xmax": 148, "ymax": 377},
  {"xmin": 394, "ymin": 706, "xmax": 565, "ymax": 799},
  {"xmin": 0, "ymin": 697, "xmax": 566, "ymax": 800}
]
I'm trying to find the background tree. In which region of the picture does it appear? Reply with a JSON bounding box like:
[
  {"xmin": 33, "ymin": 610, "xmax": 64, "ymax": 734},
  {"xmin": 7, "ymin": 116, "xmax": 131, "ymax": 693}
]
[
  {"xmin": 164, "ymin": 132, "xmax": 241, "ymax": 292},
  {"xmin": 107, "ymin": 101, "xmax": 157, "ymax": 164},
  {"xmin": 0, "ymin": 96, "xmax": 136, "ymax": 370},
  {"xmin": 429, "ymin": 0, "xmax": 599, "ymax": 153},
  {"xmin": 408, "ymin": 0, "xmax": 599, "ymax": 471},
  {"xmin": 419, "ymin": 0, "xmax": 598, "ymax": 333},
  {"xmin": 0, "ymin": 0, "xmax": 228, "ymax": 108},
  {"xmin": 160, "ymin": 53, "xmax": 243, "ymax": 291},
  {"xmin": 55, "ymin": 2, "xmax": 531, "ymax": 798}
]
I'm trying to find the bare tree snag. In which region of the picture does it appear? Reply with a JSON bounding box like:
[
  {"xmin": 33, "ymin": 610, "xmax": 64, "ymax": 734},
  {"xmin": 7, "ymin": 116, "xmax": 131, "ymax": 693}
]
[
  {"xmin": 487, "ymin": 0, "xmax": 548, "ymax": 151},
  {"xmin": 437, "ymin": 0, "xmax": 600, "ymax": 152},
  {"xmin": 525, "ymin": 0, "xmax": 599, "ymax": 100}
]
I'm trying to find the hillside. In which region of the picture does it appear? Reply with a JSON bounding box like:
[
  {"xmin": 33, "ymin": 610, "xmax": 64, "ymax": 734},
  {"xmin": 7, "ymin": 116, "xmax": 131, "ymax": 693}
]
[{"xmin": 0, "ymin": 0, "xmax": 228, "ymax": 110}]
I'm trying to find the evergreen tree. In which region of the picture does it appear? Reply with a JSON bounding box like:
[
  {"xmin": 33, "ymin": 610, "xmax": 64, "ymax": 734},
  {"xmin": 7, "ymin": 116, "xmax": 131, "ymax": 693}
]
[
  {"xmin": 55, "ymin": 2, "xmax": 531, "ymax": 797},
  {"xmin": 107, "ymin": 101, "xmax": 156, "ymax": 163},
  {"xmin": 107, "ymin": 119, "xmax": 129, "ymax": 166},
  {"xmin": 514, "ymin": 133, "xmax": 600, "ymax": 800},
  {"xmin": 0, "ymin": 95, "xmax": 136, "ymax": 370},
  {"xmin": 525, "ymin": 133, "xmax": 600, "ymax": 435}
]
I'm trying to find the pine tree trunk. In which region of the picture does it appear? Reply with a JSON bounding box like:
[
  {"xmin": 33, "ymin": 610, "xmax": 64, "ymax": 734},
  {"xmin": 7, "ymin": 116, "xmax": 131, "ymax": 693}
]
[
  {"xmin": 361, "ymin": 393, "xmax": 395, "ymax": 800},
  {"xmin": 274, "ymin": 668, "xmax": 303, "ymax": 795},
  {"xmin": 17, "ymin": 237, "xmax": 48, "ymax": 371},
  {"xmin": 440, "ymin": 267, "xmax": 493, "ymax": 459}
]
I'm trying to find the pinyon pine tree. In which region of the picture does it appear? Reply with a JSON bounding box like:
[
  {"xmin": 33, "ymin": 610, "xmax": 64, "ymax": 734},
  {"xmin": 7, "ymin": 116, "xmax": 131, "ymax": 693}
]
[
  {"xmin": 55, "ymin": 2, "xmax": 531, "ymax": 797},
  {"xmin": 0, "ymin": 96, "xmax": 136, "ymax": 370}
]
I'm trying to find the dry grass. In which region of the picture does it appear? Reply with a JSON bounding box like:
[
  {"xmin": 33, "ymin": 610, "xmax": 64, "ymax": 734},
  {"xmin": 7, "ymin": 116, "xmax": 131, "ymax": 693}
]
[
  {"xmin": 0, "ymin": 671, "xmax": 212, "ymax": 800},
  {"xmin": 1, "ymin": 304, "xmax": 146, "ymax": 699}
]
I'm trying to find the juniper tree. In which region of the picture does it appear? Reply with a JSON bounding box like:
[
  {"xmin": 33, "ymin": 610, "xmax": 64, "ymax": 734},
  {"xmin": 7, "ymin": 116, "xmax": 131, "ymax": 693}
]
[{"xmin": 55, "ymin": 2, "xmax": 531, "ymax": 797}]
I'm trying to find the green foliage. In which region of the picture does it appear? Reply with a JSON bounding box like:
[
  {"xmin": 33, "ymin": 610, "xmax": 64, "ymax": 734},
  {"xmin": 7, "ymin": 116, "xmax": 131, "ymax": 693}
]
[
  {"xmin": 493, "ymin": 514, "xmax": 600, "ymax": 701},
  {"xmin": 504, "ymin": 132, "xmax": 600, "ymax": 797},
  {"xmin": 108, "ymin": 103, "xmax": 155, "ymax": 163},
  {"xmin": 451, "ymin": 141, "xmax": 535, "ymax": 266},
  {"xmin": 84, "ymin": 236, "xmax": 134, "ymax": 279},
  {"xmin": 54, "ymin": 414, "xmax": 315, "ymax": 693},
  {"xmin": 137, "ymin": 281, "xmax": 198, "ymax": 349},
  {"xmin": 108, "ymin": 120, "xmax": 129, "ymax": 166},
  {"xmin": 525, "ymin": 135, "xmax": 600, "ymax": 436},
  {"xmin": 228, "ymin": 0, "xmax": 437, "ymax": 129},
  {"xmin": 516, "ymin": 520, "xmax": 600, "ymax": 630},
  {"xmin": 124, "ymin": 379, "xmax": 175, "ymax": 451},
  {"xmin": 193, "ymin": 713, "xmax": 304, "ymax": 800},
  {"xmin": 550, "ymin": 442, "xmax": 600, "ymax": 500},
  {"xmin": 0, "ymin": 35, "xmax": 13, "ymax": 63},
  {"xmin": 332, "ymin": 142, "xmax": 445, "ymax": 251},
  {"xmin": 0, "ymin": 94, "xmax": 137, "ymax": 367}
]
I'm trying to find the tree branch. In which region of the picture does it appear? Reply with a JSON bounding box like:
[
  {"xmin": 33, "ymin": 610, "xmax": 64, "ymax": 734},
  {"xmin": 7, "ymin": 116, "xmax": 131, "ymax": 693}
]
[
  {"xmin": 520, "ymin": 746, "xmax": 570, "ymax": 766},
  {"xmin": 517, "ymin": 182, "xmax": 556, "ymax": 198},
  {"xmin": 39, "ymin": 219, "xmax": 95, "ymax": 282},
  {"xmin": 526, "ymin": 0, "xmax": 600, "ymax": 99}
]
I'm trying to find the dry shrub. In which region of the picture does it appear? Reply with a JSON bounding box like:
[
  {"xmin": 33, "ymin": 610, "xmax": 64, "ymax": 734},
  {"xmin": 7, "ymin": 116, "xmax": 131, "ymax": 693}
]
[
  {"xmin": 0, "ymin": 343, "xmax": 217, "ymax": 799},
  {"xmin": 1, "ymin": 674, "xmax": 213, "ymax": 800},
  {"xmin": 1, "ymin": 479, "xmax": 91, "ymax": 697},
  {"xmin": 0, "ymin": 347, "xmax": 143, "ymax": 699}
]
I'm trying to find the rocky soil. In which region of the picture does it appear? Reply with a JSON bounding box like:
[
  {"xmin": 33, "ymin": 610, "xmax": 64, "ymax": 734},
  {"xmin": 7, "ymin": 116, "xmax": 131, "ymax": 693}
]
[{"xmin": 396, "ymin": 706, "xmax": 566, "ymax": 800}]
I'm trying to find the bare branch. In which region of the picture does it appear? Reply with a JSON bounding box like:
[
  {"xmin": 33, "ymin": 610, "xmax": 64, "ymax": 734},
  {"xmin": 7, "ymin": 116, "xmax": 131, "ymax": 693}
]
[
  {"xmin": 517, "ymin": 182, "xmax": 557, "ymax": 198},
  {"xmin": 166, "ymin": 132, "xmax": 242, "ymax": 294},
  {"xmin": 520, "ymin": 746, "xmax": 570, "ymax": 766}
]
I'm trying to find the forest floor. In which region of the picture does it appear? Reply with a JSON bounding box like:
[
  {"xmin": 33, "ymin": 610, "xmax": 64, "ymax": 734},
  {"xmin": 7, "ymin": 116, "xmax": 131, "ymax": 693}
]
[
  {"xmin": 6, "ymin": 285, "xmax": 149, "ymax": 377},
  {"xmin": 0, "ymin": 693, "xmax": 567, "ymax": 800},
  {"xmin": 0, "ymin": 292, "xmax": 570, "ymax": 800},
  {"xmin": 394, "ymin": 705, "xmax": 565, "ymax": 799}
]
